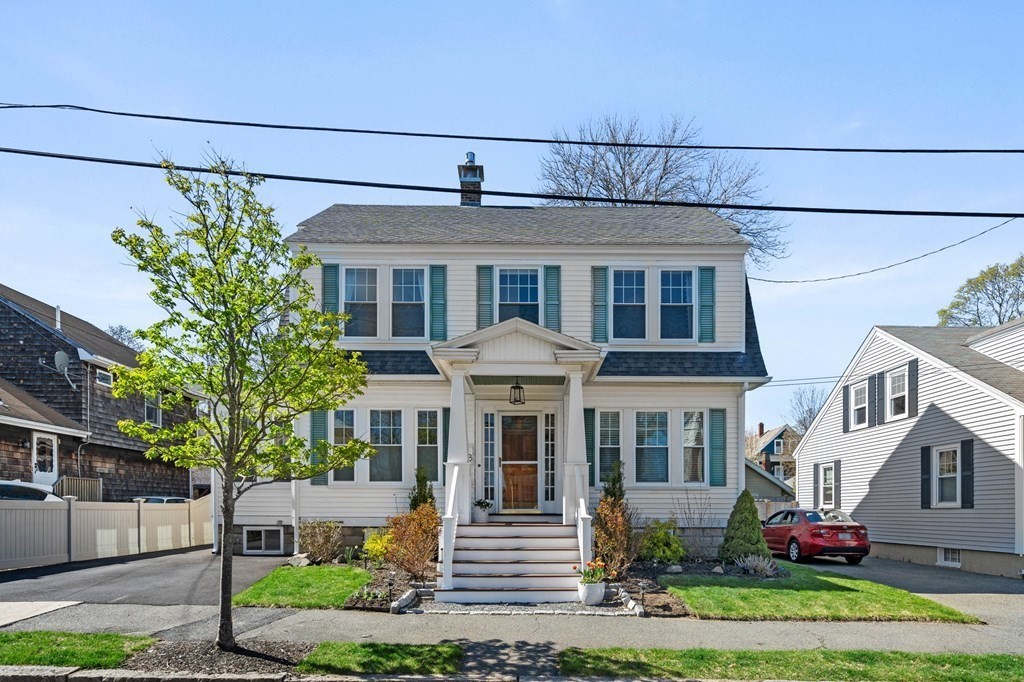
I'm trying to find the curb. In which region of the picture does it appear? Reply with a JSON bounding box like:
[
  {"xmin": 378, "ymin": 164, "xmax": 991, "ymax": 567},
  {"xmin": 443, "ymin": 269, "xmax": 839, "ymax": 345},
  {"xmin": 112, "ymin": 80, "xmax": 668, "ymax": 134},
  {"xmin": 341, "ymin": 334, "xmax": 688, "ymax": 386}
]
[{"xmin": 0, "ymin": 671, "xmax": 521, "ymax": 682}]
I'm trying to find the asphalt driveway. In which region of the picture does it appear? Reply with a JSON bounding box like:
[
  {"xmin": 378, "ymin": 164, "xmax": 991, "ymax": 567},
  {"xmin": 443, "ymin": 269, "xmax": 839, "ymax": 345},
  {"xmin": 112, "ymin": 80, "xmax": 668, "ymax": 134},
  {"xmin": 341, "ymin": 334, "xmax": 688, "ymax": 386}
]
[{"xmin": 0, "ymin": 548, "xmax": 282, "ymax": 605}]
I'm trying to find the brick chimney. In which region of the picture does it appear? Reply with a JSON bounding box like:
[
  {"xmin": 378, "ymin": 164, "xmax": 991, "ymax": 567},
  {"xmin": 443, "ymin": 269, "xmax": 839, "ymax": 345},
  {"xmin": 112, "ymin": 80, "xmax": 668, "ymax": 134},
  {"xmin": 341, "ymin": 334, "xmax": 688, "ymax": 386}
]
[
  {"xmin": 457, "ymin": 151, "xmax": 484, "ymax": 206},
  {"xmin": 758, "ymin": 422, "xmax": 765, "ymax": 437}
]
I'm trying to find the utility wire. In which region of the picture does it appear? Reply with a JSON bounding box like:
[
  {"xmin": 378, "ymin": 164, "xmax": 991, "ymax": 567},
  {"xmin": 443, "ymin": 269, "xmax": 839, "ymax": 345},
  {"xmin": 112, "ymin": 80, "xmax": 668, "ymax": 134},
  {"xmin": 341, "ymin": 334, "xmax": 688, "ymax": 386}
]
[
  {"xmin": 4, "ymin": 145, "xmax": 1024, "ymax": 219},
  {"xmin": 749, "ymin": 217, "xmax": 1018, "ymax": 284},
  {"xmin": 3, "ymin": 102, "xmax": 1024, "ymax": 154}
]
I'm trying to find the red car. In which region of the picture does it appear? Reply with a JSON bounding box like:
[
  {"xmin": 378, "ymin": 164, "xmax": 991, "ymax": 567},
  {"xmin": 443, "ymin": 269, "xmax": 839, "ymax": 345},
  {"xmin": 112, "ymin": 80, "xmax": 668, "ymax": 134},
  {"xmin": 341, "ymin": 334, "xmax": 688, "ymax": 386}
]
[{"xmin": 762, "ymin": 508, "xmax": 870, "ymax": 565}]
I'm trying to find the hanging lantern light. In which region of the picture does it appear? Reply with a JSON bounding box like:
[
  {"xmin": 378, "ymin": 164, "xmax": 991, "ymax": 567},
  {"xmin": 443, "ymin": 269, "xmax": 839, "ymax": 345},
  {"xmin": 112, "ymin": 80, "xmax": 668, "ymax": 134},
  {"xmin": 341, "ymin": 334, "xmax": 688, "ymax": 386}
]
[{"xmin": 509, "ymin": 377, "xmax": 526, "ymax": 405}]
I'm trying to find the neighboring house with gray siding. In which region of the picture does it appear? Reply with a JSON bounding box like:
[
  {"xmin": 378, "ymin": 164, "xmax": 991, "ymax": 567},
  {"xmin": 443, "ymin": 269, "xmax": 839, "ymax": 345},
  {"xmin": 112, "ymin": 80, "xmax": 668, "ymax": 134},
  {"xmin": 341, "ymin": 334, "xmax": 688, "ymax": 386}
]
[{"xmin": 794, "ymin": 319, "xmax": 1024, "ymax": 577}]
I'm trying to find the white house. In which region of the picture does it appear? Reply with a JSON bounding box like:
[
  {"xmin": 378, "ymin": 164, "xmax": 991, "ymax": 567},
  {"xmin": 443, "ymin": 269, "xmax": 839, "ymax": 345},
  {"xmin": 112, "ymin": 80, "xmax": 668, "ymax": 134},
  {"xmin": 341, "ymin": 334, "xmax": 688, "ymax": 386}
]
[
  {"xmin": 230, "ymin": 154, "xmax": 771, "ymax": 601},
  {"xmin": 794, "ymin": 319, "xmax": 1024, "ymax": 578}
]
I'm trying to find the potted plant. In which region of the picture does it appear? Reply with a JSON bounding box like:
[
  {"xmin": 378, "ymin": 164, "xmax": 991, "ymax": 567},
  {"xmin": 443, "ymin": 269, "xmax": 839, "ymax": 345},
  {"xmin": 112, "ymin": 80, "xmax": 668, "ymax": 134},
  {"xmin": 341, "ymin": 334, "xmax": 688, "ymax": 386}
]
[
  {"xmin": 472, "ymin": 498, "xmax": 492, "ymax": 523},
  {"xmin": 575, "ymin": 559, "xmax": 614, "ymax": 605}
]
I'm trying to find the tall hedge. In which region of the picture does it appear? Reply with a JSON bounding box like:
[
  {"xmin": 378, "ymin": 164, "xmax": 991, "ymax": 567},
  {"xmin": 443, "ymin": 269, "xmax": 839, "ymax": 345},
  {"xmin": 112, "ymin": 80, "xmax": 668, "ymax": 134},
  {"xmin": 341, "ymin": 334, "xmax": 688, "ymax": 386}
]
[{"xmin": 718, "ymin": 490, "xmax": 770, "ymax": 563}]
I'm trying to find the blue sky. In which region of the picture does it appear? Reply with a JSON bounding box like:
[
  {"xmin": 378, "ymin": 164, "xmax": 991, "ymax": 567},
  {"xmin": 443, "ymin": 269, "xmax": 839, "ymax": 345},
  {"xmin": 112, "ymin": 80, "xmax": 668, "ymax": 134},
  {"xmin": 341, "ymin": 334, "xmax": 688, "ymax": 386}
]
[{"xmin": 2, "ymin": 2, "xmax": 1023, "ymax": 429}]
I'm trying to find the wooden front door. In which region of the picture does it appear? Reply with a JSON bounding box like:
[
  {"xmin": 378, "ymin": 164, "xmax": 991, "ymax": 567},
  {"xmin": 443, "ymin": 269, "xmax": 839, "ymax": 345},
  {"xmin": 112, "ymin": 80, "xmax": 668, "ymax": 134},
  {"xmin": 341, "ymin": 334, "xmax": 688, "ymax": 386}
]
[{"xmin": 499, "ymin": 414, "xmax": 539, "ymax": 511}]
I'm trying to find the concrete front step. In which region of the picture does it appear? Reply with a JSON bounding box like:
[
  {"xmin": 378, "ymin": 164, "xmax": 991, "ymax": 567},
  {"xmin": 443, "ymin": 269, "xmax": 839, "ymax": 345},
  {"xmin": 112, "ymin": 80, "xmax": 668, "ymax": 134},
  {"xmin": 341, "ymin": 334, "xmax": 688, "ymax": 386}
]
[
  {"xmin": 459, "ymin": 523, "xmax": 576, "ymax": 537},
  {"xmin": 451, "ymin": 573, "xmax": 579, "ymax": 589},
  {"xmin": 454, "ymin": 535, "xmax": 578, "ymax": 549},
  {"xmin": 453, "ymin": 547, "xmax": 580, "ymax": 561},
  {"xmin": 453, "ymin": 559, "xmax": 578, "ymax": 574},
  {"xmin": 434, "ymin": 587, "xmax": 580, "ymax": 604}
]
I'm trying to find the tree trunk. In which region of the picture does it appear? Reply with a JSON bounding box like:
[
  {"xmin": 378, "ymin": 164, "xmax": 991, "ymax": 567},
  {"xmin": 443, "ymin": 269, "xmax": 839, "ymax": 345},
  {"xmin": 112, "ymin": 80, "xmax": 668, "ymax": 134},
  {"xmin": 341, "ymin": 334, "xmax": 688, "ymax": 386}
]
[{"xmin": 216, "ymin": 492, "xmax": 236, "ymax": 651}]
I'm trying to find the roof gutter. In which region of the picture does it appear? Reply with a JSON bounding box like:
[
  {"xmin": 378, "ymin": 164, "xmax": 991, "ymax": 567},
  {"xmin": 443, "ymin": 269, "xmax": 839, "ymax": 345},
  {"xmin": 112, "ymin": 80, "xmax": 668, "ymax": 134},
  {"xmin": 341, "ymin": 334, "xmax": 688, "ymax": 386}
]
[{"xmin": 0, "ymin": 414, "xmax": 91, "ymax": 438}]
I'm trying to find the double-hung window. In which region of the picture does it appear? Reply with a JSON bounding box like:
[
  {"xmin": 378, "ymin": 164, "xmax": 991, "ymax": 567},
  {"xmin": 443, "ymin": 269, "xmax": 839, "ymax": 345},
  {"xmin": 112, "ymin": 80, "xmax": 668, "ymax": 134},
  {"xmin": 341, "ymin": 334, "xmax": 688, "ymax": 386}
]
[
  {"xmin": 598, "ymin": 411, "xmax": 621, "ymax": 483},
  {"xmin": 344, "ymin": 268, "xmax": 378, "ymax": 337},
  {"xmin": 850, "ymin": 381, "xmax": 868, "ymax": 428},
  {"xmin": 392, "ymin": 268, "xmax": 425, "ymax": 337},
  {"xmin": 613, "ymin": 270, "xmax": 645, "ymax": 339},
  {"xmin": 682, "ymin": 410, "xmax": 705, "ymax": 483},
  {"xmin": 635, "ymin": 411, "xmax": 668, "ymax": 483},
  {"xmin": 934, "ymin": 444, "xmax": 960, "ymax": 506},
  {"xmin": 369, "ymin": 409, "xmax": 402, "ymax": 482},
  {"xmin": 416, "ymin": 409, "xmax": 440, "ymax": 482},
  {"xmin": 498, "ymin": 268, "xmax": 539, "ymax": 324},
  {"xmin": 660, "ymin": 270, "xmax": 694, "ymax": 339},
  {"xmin": 774, "ymin": 437, "xmax": 785, "ymax": 454},
  {"xmin": 333, "ymin": 409, "xmax": 355, "ymax": 482},
  {"xmin": 821, "ymin": 463, "xmax": 835, "ymax": 506},
  {"xmin": 145, "ymin": 396, "xmax": 161, "ymax": 426},
  {"xmin": 888, "ymin": 367, "xmax": 908, "ymax": 420}
]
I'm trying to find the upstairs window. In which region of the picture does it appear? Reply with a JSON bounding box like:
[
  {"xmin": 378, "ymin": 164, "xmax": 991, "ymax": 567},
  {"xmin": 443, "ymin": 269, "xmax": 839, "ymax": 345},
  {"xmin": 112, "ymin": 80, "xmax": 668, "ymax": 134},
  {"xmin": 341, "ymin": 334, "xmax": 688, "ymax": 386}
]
[
  {"xmin": 660, "ymin": 270, "xmax": 694, "ymax": 339},
  {"xmin": 498, "ymin": 268, "xmax": 539, "ymax": 324},
  {"xmin": 344, "ymin": 268, "xmax": 378, "ymax": 337},
  {"xmin": 613, "ymin": 269, "xmax": 645, "ymax": 339},
  {"xmin": 96, "ymin": 370, "xmax": 113, "ymax": 387},
  {"xmin": 145, "ymin": 396, "xmax": 161, "ymax": 426},
  {"xmin": 850, "ymin": 381, "xmax": 868, "ymax": 428},
  {"xmin": 774, "ymin": 438, "xmax": 785, "ymax": 454},
  {"xmin": 888, "ymin": 367, "xmax": 908, "ymax": 420},
  {"xmin": 392, "ymin": 268, "xmax": 425, "ymax": 338}
]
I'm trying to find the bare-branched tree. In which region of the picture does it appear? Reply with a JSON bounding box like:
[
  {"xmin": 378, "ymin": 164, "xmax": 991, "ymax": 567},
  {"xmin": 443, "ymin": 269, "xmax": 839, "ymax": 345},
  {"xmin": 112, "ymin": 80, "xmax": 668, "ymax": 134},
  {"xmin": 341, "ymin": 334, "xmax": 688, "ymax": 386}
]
[
  {"xmin": 106, "ymin": 324, "xmax": 145, "ymax": 352},
  {"xmin": 788, "ymin": 386, "xmax": 830, "ymax": 435},
  {"xmin": 538, "ymin": 114, "xmax": 788, "ymax": 267}
]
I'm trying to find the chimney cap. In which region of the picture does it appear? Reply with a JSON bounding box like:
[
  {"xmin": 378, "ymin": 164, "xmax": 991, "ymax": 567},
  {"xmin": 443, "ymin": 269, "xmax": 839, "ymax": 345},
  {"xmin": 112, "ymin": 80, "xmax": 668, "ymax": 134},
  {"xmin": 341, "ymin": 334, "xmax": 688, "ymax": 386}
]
[{"xmin": 465, "ymin": 151, "xmax": 476, "ymax": 165}]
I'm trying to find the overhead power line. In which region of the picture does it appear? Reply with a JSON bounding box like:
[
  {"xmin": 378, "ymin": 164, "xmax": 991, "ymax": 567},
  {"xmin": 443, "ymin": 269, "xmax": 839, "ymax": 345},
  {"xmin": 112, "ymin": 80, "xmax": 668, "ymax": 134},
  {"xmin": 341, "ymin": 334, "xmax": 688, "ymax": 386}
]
[
  {"xmin": 4, "ymin": 145, "xmax": 1024, "ymax": 219},
  {"xmin": 3, "ymin": 102, "xmax": 1024, "ymax": 154}
]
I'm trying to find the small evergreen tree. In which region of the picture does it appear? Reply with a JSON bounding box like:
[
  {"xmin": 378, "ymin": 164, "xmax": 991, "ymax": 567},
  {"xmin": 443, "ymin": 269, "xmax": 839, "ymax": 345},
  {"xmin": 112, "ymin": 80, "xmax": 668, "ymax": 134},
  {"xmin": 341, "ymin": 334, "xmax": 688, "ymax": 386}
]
[
  {"xmin": 408, "ymin": 466, "xmax": 435, "ymax": 510},
  {"xmin": 718, "ymin": 490, "xmax": 770, "ymax": 563},
  {"xmin": 602, "ymin": 459, "xmax": 625, "ymax": 501}
]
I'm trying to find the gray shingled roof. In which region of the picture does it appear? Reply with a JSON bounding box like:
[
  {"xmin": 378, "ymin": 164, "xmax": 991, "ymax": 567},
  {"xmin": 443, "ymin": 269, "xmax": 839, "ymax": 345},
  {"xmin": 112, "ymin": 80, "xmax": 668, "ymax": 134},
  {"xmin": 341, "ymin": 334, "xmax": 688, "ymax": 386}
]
[
  {"xmin": 880, "ymin": 325, "xmax": 1024, "ymax": 404},
  {"xmin": 0, "ymin": 377, "xmax": 88, "ymax": 433},
  {"xmin": 359, "ymin": 350, "xmax": 438, "ymax": 375},
  {"xmin": 288, "ymin": 205, "xmax": 748, "ymax": 246}
]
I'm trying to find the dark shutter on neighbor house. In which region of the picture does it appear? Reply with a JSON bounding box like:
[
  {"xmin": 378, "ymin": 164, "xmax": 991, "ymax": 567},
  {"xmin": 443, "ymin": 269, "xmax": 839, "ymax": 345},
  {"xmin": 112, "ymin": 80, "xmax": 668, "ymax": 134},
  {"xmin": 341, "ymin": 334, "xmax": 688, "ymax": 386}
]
[
  {"xmin": 921, "ymin": 446, "xmax": 932, "ymax": 509},
  {"xmin": 709, "ymin": 408, "xmax": 727, "ymax": 487},
  {"xmin": 907, "ymin": 359, "xmax": 919, "ymax": 418},
  {"xmin": 441, "ymin": 407, "xmax": 450, "ymax": 484},
  {"xmin": 477, "ymin": 265, "xmax": 494, "ymax": 329},
  {"xmin": 867, "ymin": 374, "xmax": 877, "ymax": 427},
  {"xmin": 842, "ymin": 385, "xmax": 850, "ymax": 433},
  {"xmin": 960, "ymin": 438, "xmax": 974, "ymax": 509},
  {"xmin": 322, "ymin": 264, "xmax": 339, "ymax": 315},
  {"xmin": 429, "ymin": 265, "xmax": 447, "ymax": 341},
  {"xmin": 875, "ymin": 371, "xmax": 887, "ymax": 425},
  {"xmin": 310, "ymin": 410, "xmax": 328, "ymax": 486},
  {"xmin": 591, "ymin": 267, "xmax": 608, "ymax": 343},
  {"xmin": 698, "ymin": 266, "xmax": 716, "ymax": 343},
  {"xmin": 813, "ymin": 463, "xmax": 821, "ymax": 508},
  {"xmin": 544, "ymin": 265, "xmax": 561, "ymax": 332},
  {"xmin": 584, "ymin": 408, "xmax": 596, "ymax": 486},
  {"xmin": 833, "ymin": 459, "xmax": 842, "ymax": 509}
]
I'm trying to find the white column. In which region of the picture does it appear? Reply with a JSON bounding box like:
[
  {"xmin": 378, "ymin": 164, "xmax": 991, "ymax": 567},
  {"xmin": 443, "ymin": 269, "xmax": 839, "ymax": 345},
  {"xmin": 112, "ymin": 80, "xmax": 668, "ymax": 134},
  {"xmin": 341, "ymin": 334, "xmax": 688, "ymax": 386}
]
[
  {"xmin": 445, "ymin": 368, "xmax": 471, "ymax": 522},
  {"xmin": 563, "ymin": 370, "xmax": 587, "ymax": 523}
]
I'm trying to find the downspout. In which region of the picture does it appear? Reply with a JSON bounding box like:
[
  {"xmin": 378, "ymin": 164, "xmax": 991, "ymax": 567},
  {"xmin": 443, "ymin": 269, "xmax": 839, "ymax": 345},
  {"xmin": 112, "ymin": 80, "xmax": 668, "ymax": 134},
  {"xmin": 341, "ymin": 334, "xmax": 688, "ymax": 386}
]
[{"xmin": 737, "ymin": 381, "xmax": 749, "ymax": 495}]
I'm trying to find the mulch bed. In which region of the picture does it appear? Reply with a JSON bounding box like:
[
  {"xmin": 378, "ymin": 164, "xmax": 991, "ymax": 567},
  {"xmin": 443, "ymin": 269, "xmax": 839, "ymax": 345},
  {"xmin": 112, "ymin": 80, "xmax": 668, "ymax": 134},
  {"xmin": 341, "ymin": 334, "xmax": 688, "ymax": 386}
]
[
  {"xmin": 123, "ymin": 640, "xmax": 315, "ymax": 674},
  {"xmin": 342, "ymin": 562, "xmax": 419, "ymax": 611}
]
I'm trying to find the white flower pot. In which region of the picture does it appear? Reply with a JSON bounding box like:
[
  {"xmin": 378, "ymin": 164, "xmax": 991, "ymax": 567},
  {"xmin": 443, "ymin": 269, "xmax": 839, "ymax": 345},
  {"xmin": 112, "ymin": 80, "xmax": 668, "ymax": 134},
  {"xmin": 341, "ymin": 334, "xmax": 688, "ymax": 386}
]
[
  {"xmin": 578, "ymin": 581, "xmax": 605, "ymax": 605},
  {"xmin": 471, "ymin": 507, "xmax": 489, "ymax": 524}
]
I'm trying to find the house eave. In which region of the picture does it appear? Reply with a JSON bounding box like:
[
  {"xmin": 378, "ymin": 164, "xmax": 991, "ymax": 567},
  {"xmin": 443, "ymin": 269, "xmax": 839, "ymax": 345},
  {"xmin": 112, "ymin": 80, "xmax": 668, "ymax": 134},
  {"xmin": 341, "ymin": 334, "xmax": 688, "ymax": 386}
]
[{"xmin": 0, "ymin": 414, "xmax": 91, "ymax": 438}]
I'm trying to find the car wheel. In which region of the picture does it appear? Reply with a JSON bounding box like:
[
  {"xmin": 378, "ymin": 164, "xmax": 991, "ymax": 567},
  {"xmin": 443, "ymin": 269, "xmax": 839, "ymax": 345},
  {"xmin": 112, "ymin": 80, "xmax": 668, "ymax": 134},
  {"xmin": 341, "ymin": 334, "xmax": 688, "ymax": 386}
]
[
  {"xmin": 845, "ymin": 556, "xmax": 863, "ymax": 565},
  {"xmin": 787, "ymin": 539, "xmax": 803, "ymax": 563}
]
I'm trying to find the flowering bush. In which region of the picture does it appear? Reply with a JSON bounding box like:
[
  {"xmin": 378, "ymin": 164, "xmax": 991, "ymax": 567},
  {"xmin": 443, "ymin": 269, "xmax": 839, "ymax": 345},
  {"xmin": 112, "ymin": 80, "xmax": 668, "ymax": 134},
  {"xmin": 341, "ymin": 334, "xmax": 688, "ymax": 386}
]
[
  {"xmin": 363, "ymin": 528, "xmax": 392, "ymax": 566},
  {"xmin": 574, "ymin": 559, "xmax": 616, "ymax": 584}
]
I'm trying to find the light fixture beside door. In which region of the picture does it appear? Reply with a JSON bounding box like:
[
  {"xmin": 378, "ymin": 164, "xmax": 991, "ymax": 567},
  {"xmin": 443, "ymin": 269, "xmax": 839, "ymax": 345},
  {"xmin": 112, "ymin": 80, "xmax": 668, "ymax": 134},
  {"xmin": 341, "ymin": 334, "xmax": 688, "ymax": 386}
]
[{"xmin": 508, "ymin": 377, "xmax": 526, "ymax": 405}]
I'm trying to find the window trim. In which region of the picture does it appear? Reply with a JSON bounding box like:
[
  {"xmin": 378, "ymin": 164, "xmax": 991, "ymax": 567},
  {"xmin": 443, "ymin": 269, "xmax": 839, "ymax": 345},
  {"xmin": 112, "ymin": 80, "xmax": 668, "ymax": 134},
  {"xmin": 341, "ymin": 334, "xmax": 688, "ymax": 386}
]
[
  {"xmin": 681, "ymin": 409, "xmax": 708, "ymax": 486},
  {"xmin": 633, "ymin": 409, "xmax": 670, "ymax": 485},
  {"xmin": 820, "ymin": 463, "xmax": 835, "ymax": 508},
  {"xmin": 656, "ymin": 267, "xmax": 697, "ymax": 342},
  {"xmin": 331, "ymin": 408, "xmax": 356, "ymax": 484},
  {"xmin": 368, "ymin": 408, "xmax": 404, "ymax": 484},
  {"xmin": 886, "ymin": 366, "xmax": 909, "ymax": 421},
  {"xmin": 415, "ymin": 408, "xmax": 442, "ymax": 483},
  {"xmin": 772, "ymin": 464, "xmax": 785, "ymax": 480},
  {"xmin": 932, "ymin": 443, "xmax": 961, "ymax": 508},
  {"xmin": 96, "ymin": 369, "xmax": 113, "ymax": 387},
  {"xmin": 145, "ymin": 396, "xmax": 162, "ymax": 427},
  {"xmin": 495, "ymin": 266, "xmax": 543, "ymax": 326},
  {"xmin": 242, "ymin": 526, "xmax": 284, "ymax": 555},
  {"xmin": 31, "ymin": 431, "xmax": 58, "ymax": 479},
  {"xmin": 774, "ymin": 437, "xmax": 785, "ymax": 453},
  {"xmin": 937, "ymin": 547, "xmax": 962, "ymax": 568},
  {"xmin": 342, "ymin": 265, "xmax": 380, "ymax": 339},
  {"xmin": 849, "ymin": 380, "xmax": 868, "ymax": 430},
  {"xmin": 390, "ymin": 267, "xmax": 428, "ymax": 340},
  {"xmin": 596, "ymin": 409, "xmax": 622, "ymax": 485},
  {"xmin": 610, "ymin": 268, "xmax": 649, "ymax": 342}
]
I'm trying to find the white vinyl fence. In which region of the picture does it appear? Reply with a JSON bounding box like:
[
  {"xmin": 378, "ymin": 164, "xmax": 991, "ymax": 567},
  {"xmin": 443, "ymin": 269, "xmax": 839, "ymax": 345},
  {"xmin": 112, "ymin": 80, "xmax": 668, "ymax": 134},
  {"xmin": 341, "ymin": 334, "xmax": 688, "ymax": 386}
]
[{"xmin": 0, "ymin": 495, "xmax": 213, "ymax": 571}]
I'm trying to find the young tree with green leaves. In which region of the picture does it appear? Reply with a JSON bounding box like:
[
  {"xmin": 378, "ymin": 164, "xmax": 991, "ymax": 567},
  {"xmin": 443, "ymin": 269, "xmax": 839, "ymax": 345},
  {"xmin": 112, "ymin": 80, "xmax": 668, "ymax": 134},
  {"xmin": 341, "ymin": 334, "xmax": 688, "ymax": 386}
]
[
  {"xmin": 938, "ymin": 255, "xmax": 1024, "ymax": 327},
  {"xmin": 111, "ymin": 159, "xmax": 373, "ymax": 651}
]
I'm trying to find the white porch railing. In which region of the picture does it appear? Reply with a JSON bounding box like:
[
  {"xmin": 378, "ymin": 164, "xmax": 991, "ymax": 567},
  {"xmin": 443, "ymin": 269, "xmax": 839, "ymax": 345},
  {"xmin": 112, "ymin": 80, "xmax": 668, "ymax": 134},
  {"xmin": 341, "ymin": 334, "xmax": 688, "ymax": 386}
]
[
  {"xmin": 440, "ymin": 462, "xmax": 462, "ymax": 590},
  {"xmin": 571, "ymin": 464, "xmax": 592, "ymax": 566}
]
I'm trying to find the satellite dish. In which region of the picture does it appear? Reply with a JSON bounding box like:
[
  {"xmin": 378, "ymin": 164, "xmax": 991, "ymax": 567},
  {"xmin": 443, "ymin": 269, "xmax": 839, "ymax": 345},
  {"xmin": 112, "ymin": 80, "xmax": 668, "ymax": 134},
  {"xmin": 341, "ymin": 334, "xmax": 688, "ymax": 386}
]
[{"xmin": 54, "ymin": 351, "xmax": 70, "ymax": 374}]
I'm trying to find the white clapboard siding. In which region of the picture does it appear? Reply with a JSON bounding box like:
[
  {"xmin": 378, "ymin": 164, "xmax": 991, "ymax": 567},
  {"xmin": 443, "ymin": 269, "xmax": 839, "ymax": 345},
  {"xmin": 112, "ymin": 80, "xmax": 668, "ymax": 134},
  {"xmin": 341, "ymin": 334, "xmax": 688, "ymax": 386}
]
[
  {"xmin": 969, "ymin": 324, "xmax": 1024, "ymax": 371},
  {"xmin": 797, "ymin": 331, "xmax": 1019, "ymax": 554}
]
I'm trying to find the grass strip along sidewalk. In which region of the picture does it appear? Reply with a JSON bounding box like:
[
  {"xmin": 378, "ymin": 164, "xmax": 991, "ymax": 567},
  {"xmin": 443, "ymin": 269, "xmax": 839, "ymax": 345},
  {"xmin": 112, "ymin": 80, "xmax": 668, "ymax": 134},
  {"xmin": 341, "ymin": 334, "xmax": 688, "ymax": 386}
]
[
  {"xmin": 232, "ymin": 565, "xmax": 371, "ymax": 608},
  {"xmin": 0, "ymin": 631, "xmax": 153, "ymax": 669},
  {"xmin": 299, "ymin": 642, "xmax": 463, "ymax": 675},
  {"xmin": 661, "ymin": 563, "xmax": 978, "ymax": 622},
  {"xmin": 561, "ymin": 648, "xmax": 1024, "ymax": 681}
]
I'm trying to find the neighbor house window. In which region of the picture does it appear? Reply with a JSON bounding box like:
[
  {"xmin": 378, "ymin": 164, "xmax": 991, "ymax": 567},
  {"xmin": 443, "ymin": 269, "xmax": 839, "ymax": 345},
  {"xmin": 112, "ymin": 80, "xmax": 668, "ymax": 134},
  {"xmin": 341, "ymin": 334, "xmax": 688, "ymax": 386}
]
[
  {"xmin": 821, "ymin": 464, "xmax": 835, "ymax": 506},
  {"xmin": 344, "ymin": 268, "xmax": 378, "ymax": 337},
  {"xmin": 888, "ymin": 367, "xmax": 908, "ymax": 420},
  {"xmin": 934, "ymin": 444, "xmax": 960, "ymax": 506},
  {"xmin": 682, "ymin": 411, "xmax": 705, "ymax": 483},
  {"xmin": 635, "ymin": 411, "xmax": 668, "ymax": 483},
  {"xmin": 497, "ymin": 268, "xmax": 539, "ymax": 324},
  {"xmin": 774, "ymin": 437, "xmax": 785, "ymax": 454},
  {"xmin": 773, "ymin": 464, "xmax": 784, "ymax": 479},
  {"xmin": 243, "ymin": 527, "xmax": 283, "ymax": 555},
  {"xmin": 660, "ymin": 270, "xmax": 694, "ymax": 339},
  {"xmin": 96, "ymin": 370, "xmax": 113, "ymax": 387},
  {"xmin": 333, "ymin": 409, "xmax": 355, "ymax": 482},
  {"xmin": 850, "ymin": 381, "xmax": 868, "ymax": 428},
  {"xmin": 416, "ymin": 409, "xmax": 440, "ymax": 482},
  {"xmin": 613, "ymin": 270, "xmax": 646, "ymax": 339},
  {"xmin": 598, "ymin": 411, "xmax": 621, "ymax": 483},
  {"xmin": 392, "ymin": 268, "xmax": 425, "ymax": 337},
  {"xmin": 145, "ymin": 396, "xmax": 161, "ymax": 426},
  {"xmin": 369, "ymin": 409, "xmax": 402, "ymax": 482}
]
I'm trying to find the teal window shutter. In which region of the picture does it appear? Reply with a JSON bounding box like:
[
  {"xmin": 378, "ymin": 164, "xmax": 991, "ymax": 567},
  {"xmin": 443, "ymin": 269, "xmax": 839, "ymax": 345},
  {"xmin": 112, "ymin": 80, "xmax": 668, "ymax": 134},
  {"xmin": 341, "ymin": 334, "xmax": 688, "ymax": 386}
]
[
  {"xmin": 543, "ymin": 265, "xmax": 561, "ymax": 332},
  {"xmin": 310, "ymin": 410, "xmax": 329, "ymax": 485},
  {"xmin": 584, "ymin": 408, "xmax": 596, "ymax": 486},
  {"xmin": 429, "ymin": 265, "xmax": 447, "ymax": 341},
  {"xmin": 322, "ymin": 264, "xmax": 339, "ymax": 315},
  {"xmin": 477, "ymin": 265, "xmax": 494, "ymax": 328},
  {"xmin": 709, "ymin": 408, "xmax": 726, "ymax": 486},
  {"xmin": 442, "ymin": 407, "xmax": 450, "ymax": 484},
  {"xmin": 591, "ymin": 267, "xmax": 608, "ymax": 343},
  {"xmin": 698, "ymin": 267, "xmax": 716, "ymax": 343}
]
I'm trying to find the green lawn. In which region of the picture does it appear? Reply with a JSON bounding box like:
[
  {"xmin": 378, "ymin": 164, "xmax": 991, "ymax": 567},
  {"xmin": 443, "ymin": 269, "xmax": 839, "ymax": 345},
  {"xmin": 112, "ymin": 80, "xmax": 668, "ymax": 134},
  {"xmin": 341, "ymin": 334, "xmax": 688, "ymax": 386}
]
[
  {"xmin": 232, "ymin": 565, "xmax": 371, "ymax": 608},
  {"xmin": 298, "ymin": 642, "xmax": 463, "ymax": 675},
  {"xmin": 0, "ymin": 631, "xmax": 153, "ymax": 669},
  {"xmin": 660, "ymin": 563, "xmax": 978, "ymax": 622},
  {"xmin": 561, "ymin": 648, "xmax": 1024, "ymax": 681}
]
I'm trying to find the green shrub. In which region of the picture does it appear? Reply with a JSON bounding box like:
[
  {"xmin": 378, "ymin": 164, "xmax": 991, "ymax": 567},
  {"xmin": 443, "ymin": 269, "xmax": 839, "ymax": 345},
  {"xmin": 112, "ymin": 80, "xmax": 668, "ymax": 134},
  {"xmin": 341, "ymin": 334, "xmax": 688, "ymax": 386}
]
[
  {"xmin": 718, "ymin": 490, "xmax": 770, "ymax": 563},
  {"xmin": 298, "ymin": 520, "xmax": 346, "ymax": 564},
  {"xmin": 640, "ymin": 519, "xmax": 687, "ymax": 564},
  {"xmin": 408, "ymin": 466, "xmax": 436, "ymax": 511},
  {"xmin": 363, "ymin": 528, "xmax": 392, "ymax": 566},
  {"xmin": 602, "ymin": 459, "xmax": 626, "ymax": 501}
]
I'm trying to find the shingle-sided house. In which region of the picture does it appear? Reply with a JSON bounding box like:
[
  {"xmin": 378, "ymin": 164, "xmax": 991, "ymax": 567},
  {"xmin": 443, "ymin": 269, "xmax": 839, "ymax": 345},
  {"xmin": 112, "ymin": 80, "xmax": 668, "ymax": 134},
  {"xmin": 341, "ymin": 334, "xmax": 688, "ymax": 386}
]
[
  {"xmin": 230, "ymin": 155, "xmax": 770, "ymax": 601},
  {"xmin": 794, "ymin": 319, "xmax": 1024, "ymax": 577},
  {"xmin": 0, "ymin": 283, "xmax": 191, "ymax": 501}
]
